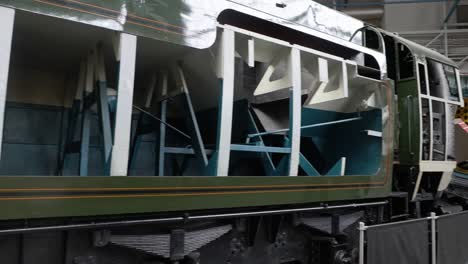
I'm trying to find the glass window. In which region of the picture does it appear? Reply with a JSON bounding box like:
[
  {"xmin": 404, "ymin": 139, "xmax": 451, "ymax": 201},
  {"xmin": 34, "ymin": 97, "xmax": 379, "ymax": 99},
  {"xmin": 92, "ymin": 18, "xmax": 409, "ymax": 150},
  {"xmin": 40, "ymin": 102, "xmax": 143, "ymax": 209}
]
[
  {"xmin": 427, "ymin": 59, "xmax": 461, "ymax": 102},
  {"xmin": 418, "ymin": 64, "xmax": 427, "ymax": 95},
  {"xmin": 443, "ymin": 64, "xmax": 460, "ymax": 101},
  {"xmin": 398, "ymin": 43, "xmax": 414, "ymax": 80},
  {"xmin": 461, "ymin": 75, "xmax": 468, "ymax": 97}
]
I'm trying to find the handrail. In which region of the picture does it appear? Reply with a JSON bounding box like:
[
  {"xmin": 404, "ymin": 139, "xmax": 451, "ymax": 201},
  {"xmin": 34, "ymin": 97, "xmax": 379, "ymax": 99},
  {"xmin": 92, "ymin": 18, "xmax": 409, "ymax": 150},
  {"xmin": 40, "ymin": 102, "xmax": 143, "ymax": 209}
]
[{"xmin": 406, "ymin": 95, "xmax": 415, "ymax": 157}]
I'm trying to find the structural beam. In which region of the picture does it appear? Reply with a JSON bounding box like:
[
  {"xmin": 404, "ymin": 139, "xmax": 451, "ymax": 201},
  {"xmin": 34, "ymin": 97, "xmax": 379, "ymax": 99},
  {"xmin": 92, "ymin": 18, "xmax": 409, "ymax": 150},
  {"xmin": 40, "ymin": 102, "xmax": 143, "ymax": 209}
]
[
  {"xmin": 288, "ymin": 47, "xmax": 302, "ymax": 176},
  {"xmin": 0, "ymin": 7, "xmax": 14, "ymax": 160},
  {"xmin": 80, "ymin": 52, "xmax": 95, "ymax": 176},
  {"xmin": 334, "ymin": 0, "xmax": 450, "ymax": 8},
  {"xmin": 398, "ymin": 28, "xmax": 468, "ymax": 35},
  {"xmin": 458, "ymin": 56, "xmax": 468, "ymax": 68},
  {"xmin": 443, "ymin": 0, "xmax": 461, "ymax": 23},
  {"xmin": 158, "ymin": 73, "xmax": 169, "ymax": 176},
  {"xmin": 425, "ymin": 32, "xmax": 443, "ymax": 47},
  {"xmin": 177, "ymin": 65, "xmax": 208, "ymax": 166},
  {"xmin": 214, "ymin": 29, "xmax": 235, "ymax": 176},
  {"xmin": 94, "ymin": 45, "xmax": 114, "ymax": 172},
  {"xmin": 110, "ymin": 33, "xmax": 137, "ymax": 176}
]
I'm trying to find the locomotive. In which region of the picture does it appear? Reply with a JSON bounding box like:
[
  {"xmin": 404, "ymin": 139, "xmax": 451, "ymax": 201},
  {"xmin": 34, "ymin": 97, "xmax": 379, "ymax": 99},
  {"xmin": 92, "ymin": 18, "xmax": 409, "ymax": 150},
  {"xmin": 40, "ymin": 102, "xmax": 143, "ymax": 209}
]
[{"xmin": 0, "ymin": 1, "xmax": 464, "ymax": 263}]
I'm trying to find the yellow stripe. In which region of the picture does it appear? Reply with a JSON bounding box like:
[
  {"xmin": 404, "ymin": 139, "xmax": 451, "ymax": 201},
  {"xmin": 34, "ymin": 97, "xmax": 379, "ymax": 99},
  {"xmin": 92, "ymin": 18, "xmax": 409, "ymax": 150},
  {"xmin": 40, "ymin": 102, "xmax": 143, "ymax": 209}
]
[{"xmin": 0, "ymin": 186, "xmax": 385, "ymax": 201}]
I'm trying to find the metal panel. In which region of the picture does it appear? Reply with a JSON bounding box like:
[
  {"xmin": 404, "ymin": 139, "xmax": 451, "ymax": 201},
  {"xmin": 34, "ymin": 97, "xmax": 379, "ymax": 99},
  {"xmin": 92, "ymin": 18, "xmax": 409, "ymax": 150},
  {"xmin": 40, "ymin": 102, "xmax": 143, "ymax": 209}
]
[
  {"xmin": 0, "ymin": 0, "xmax": 388, "ymax": 78},
  {"xmin": 23, "ymin": 232, "xmax": 64, "ymax": 264},
  {"xmin": 229, "ymin": 0, "xmax": 363, "ymax": 42},
  {"xmin": 110, "ymin": 33, "xmax": 137, "ymax": 176},
  {"xmin": 367, "ymin": 220, "xmax": 430, "ymax": 264},
  {"xmin": 0, "ymin": 0, "xmax": 364, "ymax": 49},
  {"xmin": 0, "ymin": 6, "xmax": 14, "ymax": 160},
  {"xmin": 437, "ymin": 212, "xmax": 468, "ymax": 264}
]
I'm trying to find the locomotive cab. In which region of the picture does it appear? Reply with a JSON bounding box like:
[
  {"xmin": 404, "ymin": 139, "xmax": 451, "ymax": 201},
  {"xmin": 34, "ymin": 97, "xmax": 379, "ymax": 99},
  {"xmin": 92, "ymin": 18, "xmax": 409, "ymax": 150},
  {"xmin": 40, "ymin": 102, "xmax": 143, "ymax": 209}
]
[{"xmin": 354, "ymin": 25, "xmax": 465, "ymax": 214}]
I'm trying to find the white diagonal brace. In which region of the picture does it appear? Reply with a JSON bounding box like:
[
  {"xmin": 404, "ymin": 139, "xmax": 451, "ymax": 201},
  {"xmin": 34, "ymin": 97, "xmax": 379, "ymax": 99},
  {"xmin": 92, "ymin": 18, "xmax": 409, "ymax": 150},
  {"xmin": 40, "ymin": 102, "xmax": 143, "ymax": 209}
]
[
  {"xmin": 215, "ymin": 29, "xmax": 235, "ymax": 176},
  {"xmin": 0, "ymin": 7, "xmax": 15, "ymax": 160},
  {"xmin": 110, "ymin": 33, "xmax": 137, "ymax": 176}
]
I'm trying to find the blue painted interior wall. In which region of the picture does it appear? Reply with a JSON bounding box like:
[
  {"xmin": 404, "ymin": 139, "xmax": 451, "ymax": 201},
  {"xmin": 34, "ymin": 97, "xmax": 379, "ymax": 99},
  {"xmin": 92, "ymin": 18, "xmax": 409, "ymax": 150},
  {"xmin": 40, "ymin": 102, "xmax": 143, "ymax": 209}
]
[
  {"xmin": 0, "ymin": 102, "xmax": 383, "ymax": 176},
  {"xmin": 0, "ymin": 103, "xmax": 157, "ymax": 176},
  {"xmin": 301, "ymin": 108, "xmax": 383, "ymax": 176}
]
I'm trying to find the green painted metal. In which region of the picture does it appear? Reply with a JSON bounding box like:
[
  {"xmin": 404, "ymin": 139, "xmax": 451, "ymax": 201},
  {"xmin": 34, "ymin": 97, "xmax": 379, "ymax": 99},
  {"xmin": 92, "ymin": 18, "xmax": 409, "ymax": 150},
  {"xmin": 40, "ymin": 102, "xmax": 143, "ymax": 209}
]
[
  {"xmin": 0, "ymin": 85, "xmax": 394, "ymax": 219},
  {"xmin": 0, "ymin": 1, "xmax": 396, "ymax": 221},
  {"xmin": 397, "ymin": 79, "xmax": 421, "ymax": 165},
  {"xmin": 0, "ymin": 82, "xmax": 395, "ymax": 218},
  {"xmin": 0, "ymin": 173, "xmax": 392, "ymax": 220}
]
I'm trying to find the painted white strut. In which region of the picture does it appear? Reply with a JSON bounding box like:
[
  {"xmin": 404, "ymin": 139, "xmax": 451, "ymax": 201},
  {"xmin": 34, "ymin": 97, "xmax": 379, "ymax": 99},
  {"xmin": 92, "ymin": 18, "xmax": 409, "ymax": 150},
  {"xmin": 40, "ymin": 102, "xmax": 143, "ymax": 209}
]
[
  {"xmin": 288, "ymin": 47, "xmax": 302, "ymax": 176},
  {"xmin": 0, "ymin": 7, "xmax": 15, "ymax": 160},
  {"xmin": 215, "ymin": 29, "xmax": 235, "ymax": 176},
  {"xmin": 110, "ymin": 33, "xmax": 137, "ymax": 176}
]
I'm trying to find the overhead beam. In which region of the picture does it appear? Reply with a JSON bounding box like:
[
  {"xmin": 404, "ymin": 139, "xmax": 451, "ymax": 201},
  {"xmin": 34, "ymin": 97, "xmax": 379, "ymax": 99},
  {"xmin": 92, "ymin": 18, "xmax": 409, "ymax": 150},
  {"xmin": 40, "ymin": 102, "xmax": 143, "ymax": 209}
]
[
  {"xmin": 0, "ymin": 7, "xmax": 14, "ymax": 160},
  {"xmin": 458, "ymin": 55, "xmax": 468, "ymax": 68},
  {"xmin": 425, "ymin": 32, "xmax": 443, "ymax": 47},
  {"xmin": 334, "ymin": 0, "xmax": 449, "ymax": 8},
  {"xmin": 443, "ymin": 0, "xmax": 461, "ymax": 23},
  {"xmin": 110, "ymin": 33, "xmax": 137, "ymax": 176},
  {"xmin": 398, "ymin": 29, "xmax": 468, "ymax": 35}
]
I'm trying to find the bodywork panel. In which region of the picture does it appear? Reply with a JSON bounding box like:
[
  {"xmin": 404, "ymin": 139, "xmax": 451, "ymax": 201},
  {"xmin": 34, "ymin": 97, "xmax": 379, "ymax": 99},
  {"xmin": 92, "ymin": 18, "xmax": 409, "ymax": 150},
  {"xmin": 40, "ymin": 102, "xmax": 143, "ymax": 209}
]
[
  {"xmin": 0, "ymin": 0, "xmax": 364, "ymax": 49},
  {"xmin": 0, "ymin": 0, "xmax": 396, "ymax": 220}
]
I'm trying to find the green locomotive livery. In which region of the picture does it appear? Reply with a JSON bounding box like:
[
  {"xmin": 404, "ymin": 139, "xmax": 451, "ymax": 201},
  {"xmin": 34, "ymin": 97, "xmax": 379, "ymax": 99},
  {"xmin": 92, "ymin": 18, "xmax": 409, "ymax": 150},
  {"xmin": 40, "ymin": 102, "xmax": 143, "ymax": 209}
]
[{"xmin": 0, "ymin": 1, "xmax": 463, "ymax": 263}]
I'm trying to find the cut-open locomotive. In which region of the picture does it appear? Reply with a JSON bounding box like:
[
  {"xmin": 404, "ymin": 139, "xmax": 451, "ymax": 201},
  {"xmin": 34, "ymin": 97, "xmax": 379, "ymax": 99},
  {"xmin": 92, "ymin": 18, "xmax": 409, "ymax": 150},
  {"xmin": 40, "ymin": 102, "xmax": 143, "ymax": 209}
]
[{"xmin": 0, "ymin": 1, "xmax": 464, "ymax": 263}]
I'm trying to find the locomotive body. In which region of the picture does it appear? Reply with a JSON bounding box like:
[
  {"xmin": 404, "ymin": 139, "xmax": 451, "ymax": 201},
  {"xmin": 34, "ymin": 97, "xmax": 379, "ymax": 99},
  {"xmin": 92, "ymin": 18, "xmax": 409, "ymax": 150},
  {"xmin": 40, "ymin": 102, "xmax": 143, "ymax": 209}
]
[
  {"xmin": 0, "ymin": 1, "xmax": 463, "ymax": 263},
  {"xmin": 0, "ymin": 0, "xmax": 393, "ymax": 220}
]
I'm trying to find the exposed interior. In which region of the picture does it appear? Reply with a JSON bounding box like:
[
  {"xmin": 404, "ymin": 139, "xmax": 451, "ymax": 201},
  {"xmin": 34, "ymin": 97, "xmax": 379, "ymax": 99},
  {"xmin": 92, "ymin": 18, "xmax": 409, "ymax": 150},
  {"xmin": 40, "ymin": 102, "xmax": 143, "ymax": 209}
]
[
  {"xmin": 1, "ymin": 11, "xmax": 203, "ymax": 175},
  {"xmin": 1, "ymin": 10, "xmax": 387, "ymax": 176},
  {"xmin": 218, "ymin": 10, "xmax": 382, "ymax": 78},
  {"xmin": 230, "ymin": 26, "xmax": 387, "ymax": 176}
]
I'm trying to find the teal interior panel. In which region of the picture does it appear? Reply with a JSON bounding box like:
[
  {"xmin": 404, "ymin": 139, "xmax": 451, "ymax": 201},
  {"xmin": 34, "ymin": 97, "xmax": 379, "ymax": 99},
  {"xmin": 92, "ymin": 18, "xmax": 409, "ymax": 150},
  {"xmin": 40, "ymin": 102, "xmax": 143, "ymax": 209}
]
[{"xmin": 301, "ymin": 107, "xmax": 382, "ymax": 176}]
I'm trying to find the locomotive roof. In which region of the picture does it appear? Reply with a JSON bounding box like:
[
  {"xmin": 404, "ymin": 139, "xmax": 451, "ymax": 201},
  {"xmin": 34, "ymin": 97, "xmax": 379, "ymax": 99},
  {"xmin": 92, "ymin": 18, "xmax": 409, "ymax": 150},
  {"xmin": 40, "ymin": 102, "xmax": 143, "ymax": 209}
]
[
  {"xmin": 377, "ymin": 28, "xmax": 458, "ymax": 68},
  {"xmin": 0, "ymin": 0, "xmax": 455, "ymax": 68},
  {"xmin": 0, "ymin": 0, "xmax": 365, "ymax": 49}
]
